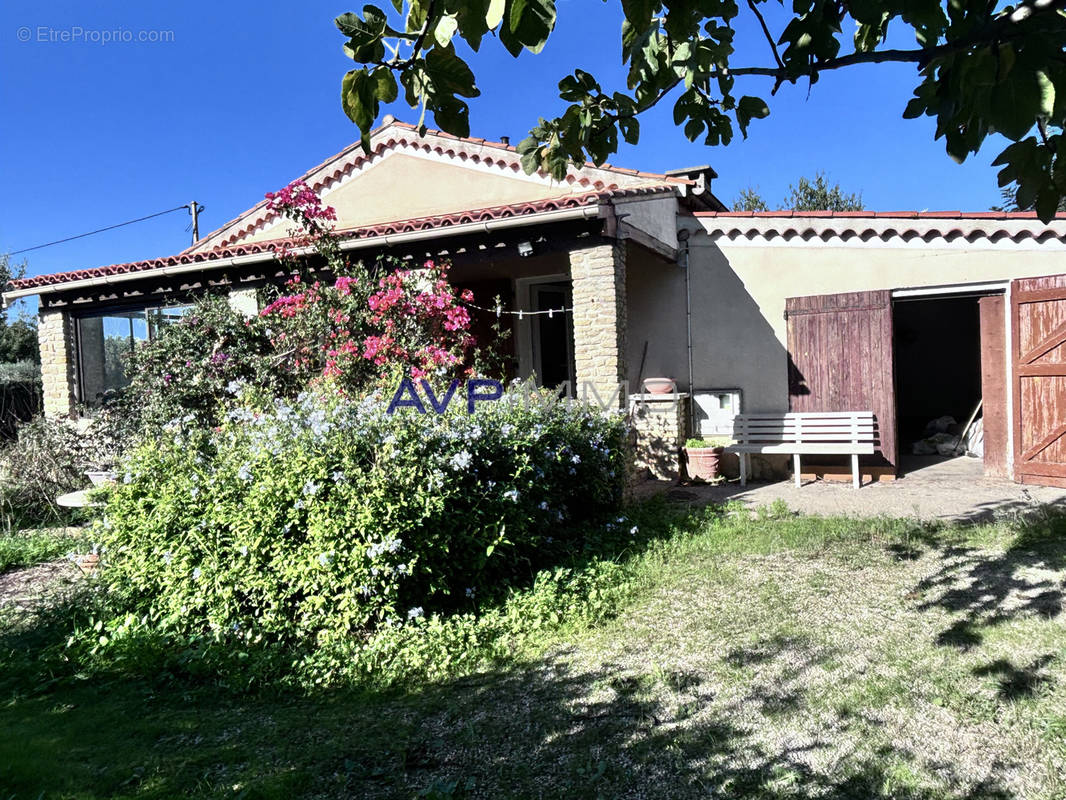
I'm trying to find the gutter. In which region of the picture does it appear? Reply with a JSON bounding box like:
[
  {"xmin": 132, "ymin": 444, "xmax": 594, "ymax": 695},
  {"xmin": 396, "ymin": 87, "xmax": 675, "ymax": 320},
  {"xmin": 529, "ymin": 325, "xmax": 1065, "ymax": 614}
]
[{"xmin": 2, "ymin": 204, "xmax": 604, "ymax": 307}]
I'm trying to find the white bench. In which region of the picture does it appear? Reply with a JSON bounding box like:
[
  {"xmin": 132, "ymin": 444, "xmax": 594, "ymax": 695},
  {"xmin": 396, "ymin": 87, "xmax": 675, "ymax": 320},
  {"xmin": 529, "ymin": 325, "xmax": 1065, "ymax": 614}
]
[{"xmin": 724, "ymin": 412, "xmax": 877, "ymax": 489}]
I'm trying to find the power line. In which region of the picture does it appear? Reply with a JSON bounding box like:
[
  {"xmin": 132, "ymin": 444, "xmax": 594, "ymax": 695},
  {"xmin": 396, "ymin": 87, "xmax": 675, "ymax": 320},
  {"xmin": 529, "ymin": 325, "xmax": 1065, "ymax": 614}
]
[{"xmin": 8, "ymin": 204, "xmax": 194, "ymax": 256}]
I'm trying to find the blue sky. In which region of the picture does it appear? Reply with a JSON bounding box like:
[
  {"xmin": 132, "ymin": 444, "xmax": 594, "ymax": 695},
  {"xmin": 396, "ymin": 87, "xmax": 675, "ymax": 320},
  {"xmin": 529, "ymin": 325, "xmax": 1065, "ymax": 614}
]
[{"xmin": 1, "ymin": 0, "xmax": 1010, "ymax": 292}]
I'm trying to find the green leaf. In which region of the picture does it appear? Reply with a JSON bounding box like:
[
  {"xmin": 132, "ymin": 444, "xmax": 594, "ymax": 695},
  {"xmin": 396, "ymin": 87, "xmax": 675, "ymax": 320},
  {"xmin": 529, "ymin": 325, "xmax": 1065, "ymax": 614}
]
[
  {"xmin": 425, "ymin": 46, "xmax": 480, "ymax": 98},
  {"xmin": 500, "ymin": 0, "xmax": 556, "ymax": 56},
  {"xmin": 434, "ymin": 14, "xmax": 458, "ymax": 48},
  {"xmin": 736, "ymin": 95, "xmax": 770, "ymax": 134},
  {"xmin": 1037, "ymin": 71, "xmax": 1056, "ymax": 118},
  {"xmin": 990, "ymin": 71, "xmax": 1041, "ymax": 140},
  {"xmin": 486, "ymin": 0, "xmax": 506, "ymax": 29}
]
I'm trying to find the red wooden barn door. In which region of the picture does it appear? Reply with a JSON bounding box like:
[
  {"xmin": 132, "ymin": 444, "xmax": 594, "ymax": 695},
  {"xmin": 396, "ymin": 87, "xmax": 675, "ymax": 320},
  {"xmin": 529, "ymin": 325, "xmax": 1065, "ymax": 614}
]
[
  {"xmin": 785, "ymin": 290, "xmax": 897, "ymax": 470},
  {"xmin": 1012, "ymin": 274, "xmax": 1066, "ymax": 487}
]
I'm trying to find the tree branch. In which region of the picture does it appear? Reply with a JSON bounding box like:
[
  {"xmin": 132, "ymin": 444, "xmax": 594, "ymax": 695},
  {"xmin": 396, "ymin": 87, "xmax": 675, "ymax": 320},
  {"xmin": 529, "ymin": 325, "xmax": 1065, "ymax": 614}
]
[{"xmin": 745, "ymin": 0, "xmax": 786, "ymax": 93}]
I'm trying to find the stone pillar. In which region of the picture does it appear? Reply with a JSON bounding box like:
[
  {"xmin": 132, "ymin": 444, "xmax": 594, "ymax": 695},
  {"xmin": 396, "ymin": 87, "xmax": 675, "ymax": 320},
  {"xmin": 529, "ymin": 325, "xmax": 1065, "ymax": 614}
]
[
  {"xmin": 38, "ymin": 309, "xmax": 77, "ymax": 417},
  {"xmin": 569, "ymin": 241, "xmax": 627, "ymax": 408},
  {"xmin": 228, "ymin": 287, "xmax": 260, "ymax": 317},
  {"xmin": 629, "ymin": 393, "xmax": 690, "ymax": 480}
]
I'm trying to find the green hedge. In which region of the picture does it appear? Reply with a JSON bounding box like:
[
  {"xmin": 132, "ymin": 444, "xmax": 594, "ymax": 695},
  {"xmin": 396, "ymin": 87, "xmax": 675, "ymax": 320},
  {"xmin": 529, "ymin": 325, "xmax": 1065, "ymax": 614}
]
[{"xmin": 88, "ymin": 386, "xmax": 628, "ymax": 682}]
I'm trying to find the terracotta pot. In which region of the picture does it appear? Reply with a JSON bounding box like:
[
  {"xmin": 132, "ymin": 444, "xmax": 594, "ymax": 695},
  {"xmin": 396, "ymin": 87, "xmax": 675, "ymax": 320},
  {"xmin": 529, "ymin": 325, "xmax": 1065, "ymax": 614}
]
[
  {"xmin": 642, "ymin": 377, "xmax": 676, "ymax": 394},
  {"xmin": 77, "ymin": 553, "xmax": 100, "ymax": 575},
  {"xmin": 685, "ymin": 446, "xmax": 724, "ymax": 481}
]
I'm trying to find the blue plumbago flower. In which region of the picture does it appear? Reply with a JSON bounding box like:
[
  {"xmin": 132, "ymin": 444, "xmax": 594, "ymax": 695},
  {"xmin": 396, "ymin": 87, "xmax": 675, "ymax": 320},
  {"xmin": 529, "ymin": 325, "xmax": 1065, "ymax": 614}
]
[
  {"xmin": 465, "ymin": 587, "xmax": 476, "ymax": 598},
  {"xmin": 239, "ymin": 545, "xmax": 248, "ymax": 556},
  {"xmin": 450, "ymin": 450, "xmax": 472, "ymax": 470},
  {"xmin": 231, "ymin": 621, "xmax": 241, "ymax": 631},
  {"xmin": 538, "ymin": 501, "xmax": 549, "ymax": 510},
  {"xmin": 302, "ymin": 480, "xmax": 320, "ymax": 497},
  {"xmin": 190, "ymin": 486, "xmax": 200, "ymax": 499},
  {"xmin": 407, "ymin": 606, "xmax": 424, "ymax": 619},
  {"xmin": 192, "ymin": 567, "xmax": 202, "ymax": 580},
  {"xmin": 331, "ymin": 470, "xmax": 346, "ymax": 483},
  {"xmin": 225, "ymin": 380, "xmax": 243, "ymax": 395},
  {"xmin": 500, "ymin": 424, "xmax": 513, "ymax": 437},
  {"xmin": 630, "ymin": 525, "xmax": 639, "ymax": 536},
  {"xmin": 122, "ymin": 472, "xmax": 133, "ymax": 485},
  {"xmin": 317, "ymin": 552, "xmax": 331, "ymax": 566},
  {"xmin": 237, "ymin": 463, "xmax": 253, "ymax": 482},
  {"xmin": 545, "ymin": 536, "xmax": 554, "ymax": 544},
  {"xmin": 162, "ymin": 551, "xmax": 173, "ymax": 564},
  {"xmin": 396, "ymin": 563, "xmax": 408, "ymax": 574},
  {"xmin": 367, "ymin": 538, "xmax": 403, "ymax": 558},
  {"xmin": 503, "ymin": 488, "xmax": 520, "ymax": 502},
  {"xmin": 571, "ymin": 454, "xmax": 581, "ymax": 464}
]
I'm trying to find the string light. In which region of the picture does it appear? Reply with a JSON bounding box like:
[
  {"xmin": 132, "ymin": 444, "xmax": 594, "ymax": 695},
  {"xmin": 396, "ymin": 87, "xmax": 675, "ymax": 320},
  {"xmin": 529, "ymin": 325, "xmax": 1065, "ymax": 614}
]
[{"xmin": 460, "ymin": 299, "xmax": 572, "ymax": 318}]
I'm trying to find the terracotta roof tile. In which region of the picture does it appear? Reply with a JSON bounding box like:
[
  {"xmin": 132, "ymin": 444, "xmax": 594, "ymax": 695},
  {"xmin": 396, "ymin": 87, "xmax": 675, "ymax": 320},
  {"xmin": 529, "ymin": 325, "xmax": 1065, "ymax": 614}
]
[
  {"xmin": 693, "ymin": 209, "xmax": 1066, "ymax": 244},
  {"xmin": 9, "ymin": 185, "xmax": 675, "ymax": 292},
  {"xmin": 188, "ymin": 119, "xmax": 691, "ymax": 254}
]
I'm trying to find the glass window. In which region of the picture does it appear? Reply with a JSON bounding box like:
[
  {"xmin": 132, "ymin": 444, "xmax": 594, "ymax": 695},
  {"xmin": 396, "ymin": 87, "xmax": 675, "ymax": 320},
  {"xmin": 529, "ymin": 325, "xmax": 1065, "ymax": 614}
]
[{"xmin": 76, "ymin": 304, "xmax": 190, "ymax": 406}]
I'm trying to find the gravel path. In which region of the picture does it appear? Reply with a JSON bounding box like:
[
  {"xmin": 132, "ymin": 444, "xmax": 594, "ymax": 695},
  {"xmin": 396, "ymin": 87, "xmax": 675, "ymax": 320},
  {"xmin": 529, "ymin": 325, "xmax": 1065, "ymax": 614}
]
[
  {"xmin": 0, "ymin": 559, "xmax": 80, "ymax": 613},
  {"xmin": 638, "ymin": 456, "xmax": 1066, "ymax": 522}
]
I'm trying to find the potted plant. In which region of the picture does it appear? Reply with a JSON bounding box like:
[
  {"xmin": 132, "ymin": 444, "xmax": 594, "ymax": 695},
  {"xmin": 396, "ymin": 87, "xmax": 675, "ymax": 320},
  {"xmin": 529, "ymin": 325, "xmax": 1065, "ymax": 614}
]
[{"xmin": 684, "ymin": 436, "xmax": 731, "ymax": 482}]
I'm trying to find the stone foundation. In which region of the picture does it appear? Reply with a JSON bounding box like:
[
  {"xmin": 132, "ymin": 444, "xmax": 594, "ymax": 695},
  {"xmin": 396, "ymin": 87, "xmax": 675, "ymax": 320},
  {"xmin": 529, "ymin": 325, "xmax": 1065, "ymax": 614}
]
[{"xmin": 629, "ymin": 393, "xmax": 689, "ymax": 480}]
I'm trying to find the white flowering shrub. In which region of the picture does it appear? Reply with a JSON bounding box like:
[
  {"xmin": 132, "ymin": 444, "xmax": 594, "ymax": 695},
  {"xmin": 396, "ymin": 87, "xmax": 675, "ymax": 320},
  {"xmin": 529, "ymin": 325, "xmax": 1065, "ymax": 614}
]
[{"xmin": 87, "ymin": 386, "xmax": 627, "ymax": 680}]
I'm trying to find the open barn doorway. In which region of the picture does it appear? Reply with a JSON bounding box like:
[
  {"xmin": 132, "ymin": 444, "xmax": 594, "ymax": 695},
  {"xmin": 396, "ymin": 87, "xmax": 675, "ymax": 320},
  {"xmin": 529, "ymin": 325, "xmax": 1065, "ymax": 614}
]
[{"xmin": 892, "ymin": 290, "xmax": 1007, "ymax": 477}]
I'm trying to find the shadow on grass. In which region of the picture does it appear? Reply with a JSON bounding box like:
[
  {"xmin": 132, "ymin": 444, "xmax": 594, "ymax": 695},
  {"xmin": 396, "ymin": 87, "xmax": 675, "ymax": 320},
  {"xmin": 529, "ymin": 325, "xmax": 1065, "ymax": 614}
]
[
  {"xmin": 0, "ymin": 645, "xmax": 1017, "ymax": 800},
  {"xmin": 915, "ymin": 506, "xmax": 1066, "ymax": 647},
  {"xmin": 1, "ymin": 502, "xmax": 1059, "ymax": 797}
]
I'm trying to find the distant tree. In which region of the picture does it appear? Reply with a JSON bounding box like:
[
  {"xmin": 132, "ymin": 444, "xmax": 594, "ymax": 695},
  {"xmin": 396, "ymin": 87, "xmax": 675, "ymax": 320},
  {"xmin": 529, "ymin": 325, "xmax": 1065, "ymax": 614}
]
[
  {"xmin": 733, "ymin": 173, "xmax": 863, "ymax": 212},
  {"xmin": 0, "ymin": 255, "xmax": 39, "ymax": 365},
  {"xmin": 733, "ymin": 187, "xmax": 769, "ymax": 212},
  {"xmin": 784, "ymin": 173, "xmax": 864, "ymax": 212},
  {"xmin": 993, "ymin": 184, "xmax": 1066, "ymax": 213}
]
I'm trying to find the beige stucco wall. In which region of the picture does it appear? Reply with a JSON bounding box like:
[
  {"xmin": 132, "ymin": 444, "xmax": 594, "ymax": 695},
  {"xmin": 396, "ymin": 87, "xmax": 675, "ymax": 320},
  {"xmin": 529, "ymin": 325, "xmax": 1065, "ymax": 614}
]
[
  {"xmin": 625, "ymin": 246, "xmax": 688, "ymax": 393},
  {"xmin": 682, "ymin": 223, "xmax": 1066, "ymax": 414},
  {"xmin": 239, "ymin": 153, "xmax": 587, "ymax": 245}
]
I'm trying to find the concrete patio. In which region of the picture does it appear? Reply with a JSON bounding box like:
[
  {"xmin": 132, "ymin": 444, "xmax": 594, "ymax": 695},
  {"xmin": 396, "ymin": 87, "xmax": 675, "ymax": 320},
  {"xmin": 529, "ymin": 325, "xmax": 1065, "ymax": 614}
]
[{"xmin": 637, "ymin": 455, "xmax": 1066, "ymax": 523}]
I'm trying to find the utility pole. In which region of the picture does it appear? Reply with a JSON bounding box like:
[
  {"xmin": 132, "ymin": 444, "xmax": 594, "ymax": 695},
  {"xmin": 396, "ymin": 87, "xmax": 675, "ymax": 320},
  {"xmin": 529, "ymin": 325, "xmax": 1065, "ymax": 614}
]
[{"xmin": 188, "ymin": 201, "xmax": 203, "ymax": 244}]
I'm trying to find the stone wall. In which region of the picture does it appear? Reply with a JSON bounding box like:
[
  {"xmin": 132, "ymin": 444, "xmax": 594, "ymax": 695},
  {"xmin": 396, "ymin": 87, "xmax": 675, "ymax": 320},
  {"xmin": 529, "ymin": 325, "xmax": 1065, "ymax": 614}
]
[
  {"xmin": 629, "ymin": 393, "xmax": 689, "ymax": 480},
  {"xmin": 569, "ymin": 241, "xmax": 627, "ymax": 407},
  {"xmin": 38, "ymin": 309, "xmax": 76, "ymax": 417}
]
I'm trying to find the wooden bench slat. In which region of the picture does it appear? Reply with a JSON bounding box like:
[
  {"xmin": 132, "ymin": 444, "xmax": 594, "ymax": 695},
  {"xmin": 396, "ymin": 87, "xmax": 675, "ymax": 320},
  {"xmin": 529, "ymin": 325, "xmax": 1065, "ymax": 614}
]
[
  {"xmin": 729, "ymin": 435, "xmax": 878, "ymax": 441},
  {"xmin": 728, "ymin": 410, "xmax": 877, "ymax": 489},
  {"xmin": 733, "ymin": 412, "xmax": 874, "ymax": 420},
  {"xmin": 726, "ymin": 443, "xmax": 876, "ymax": 455},
  {"xmin": 732, "ymin": 425, "xmax": 876, "ymax": 433}
]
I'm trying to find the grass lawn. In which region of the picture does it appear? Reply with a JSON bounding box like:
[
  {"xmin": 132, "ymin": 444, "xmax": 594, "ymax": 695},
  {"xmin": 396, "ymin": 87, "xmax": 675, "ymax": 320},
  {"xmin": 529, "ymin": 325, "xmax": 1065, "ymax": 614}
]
[{"xmin": 1, "ymin": 504, "xmax": 1064, "ymax": 799}]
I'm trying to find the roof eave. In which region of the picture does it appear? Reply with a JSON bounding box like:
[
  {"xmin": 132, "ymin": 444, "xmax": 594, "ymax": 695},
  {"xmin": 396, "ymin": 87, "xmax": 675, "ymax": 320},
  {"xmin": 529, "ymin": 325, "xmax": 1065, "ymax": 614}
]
[{"xmin": 2, "ymin": 203, "xmax": 607, "ymax": 307}]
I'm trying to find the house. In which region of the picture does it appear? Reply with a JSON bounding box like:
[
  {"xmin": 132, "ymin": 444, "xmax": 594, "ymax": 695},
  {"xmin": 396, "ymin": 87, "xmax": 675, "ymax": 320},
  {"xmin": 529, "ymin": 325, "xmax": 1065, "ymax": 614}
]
[{"xmin": 6, "ymin": 117, "xmax": 1066, "ymax": 486}]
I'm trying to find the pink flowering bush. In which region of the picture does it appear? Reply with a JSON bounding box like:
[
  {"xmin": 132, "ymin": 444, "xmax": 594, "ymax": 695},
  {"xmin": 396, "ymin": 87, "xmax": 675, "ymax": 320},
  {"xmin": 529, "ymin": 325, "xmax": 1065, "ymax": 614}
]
[
  {"xmin": 258, "ymin": 257, "xmax": 476, "ymax": 391},
  {"xmin": 120, "ymin": 181, "xmax": 484, "ymax": 425},
  {"xmin": 256, "ymin": 179, "xmax": 479, "ymax": 390}
]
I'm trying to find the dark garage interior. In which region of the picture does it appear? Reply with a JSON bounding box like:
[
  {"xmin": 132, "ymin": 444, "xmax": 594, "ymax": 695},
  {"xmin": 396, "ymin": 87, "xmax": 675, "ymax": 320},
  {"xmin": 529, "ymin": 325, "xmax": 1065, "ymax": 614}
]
[{"xmin": 893, "ymin": 295, "xmax": 985, "ymax": 461}]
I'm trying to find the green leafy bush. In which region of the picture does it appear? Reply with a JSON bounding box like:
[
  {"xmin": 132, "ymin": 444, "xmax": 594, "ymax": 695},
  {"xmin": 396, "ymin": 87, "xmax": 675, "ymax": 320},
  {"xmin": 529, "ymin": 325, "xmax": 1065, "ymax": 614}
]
[
  {"xmin": 86, "ymin": 386, "xmax": 628, "ymax": 684},
  {"xmin": 121, "ymin": 294, "xmax": 290, "ymax": 434}
]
